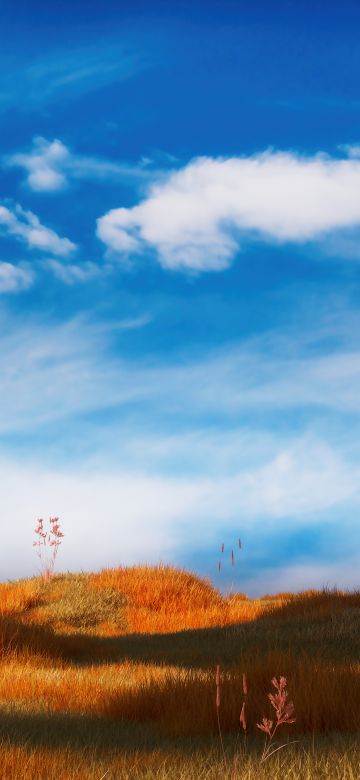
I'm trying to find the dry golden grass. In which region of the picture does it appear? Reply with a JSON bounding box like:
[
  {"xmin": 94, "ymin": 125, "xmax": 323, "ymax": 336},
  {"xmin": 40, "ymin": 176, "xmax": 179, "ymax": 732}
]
[
  {"xmin": 0, "ymin": 578, "xmax": 42, "ymax": 616},
  {"xmin": 0, "ymin": 736, "xmax": 358, "ymax": 780},
  {"xmin": 265, "ymin": 586, "xmax": 360, "ymax": 619},
  {"xmin": 89, "ymin": 564, "xmax": 266, "ymax": 634},
  {"xmin": 0, "ymin": 564, "xmax": 359, "ymax": 778}
]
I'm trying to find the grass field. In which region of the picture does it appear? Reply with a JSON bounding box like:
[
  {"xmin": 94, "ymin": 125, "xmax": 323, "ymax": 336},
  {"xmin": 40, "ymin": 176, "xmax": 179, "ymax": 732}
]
[{"xmin": 0, "ymin": 564, "xmax": 359, "ymax": 778}]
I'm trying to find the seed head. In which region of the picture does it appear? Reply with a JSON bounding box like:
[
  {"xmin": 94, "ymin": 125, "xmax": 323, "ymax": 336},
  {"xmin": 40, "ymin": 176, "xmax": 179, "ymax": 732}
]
[
  {"xmin": 239, "ymin": 701, "xmax": 246, "ymax": 732},
  {"xmin": 242, "ymin": 672, "xmax": 247, "ymax": 696}
]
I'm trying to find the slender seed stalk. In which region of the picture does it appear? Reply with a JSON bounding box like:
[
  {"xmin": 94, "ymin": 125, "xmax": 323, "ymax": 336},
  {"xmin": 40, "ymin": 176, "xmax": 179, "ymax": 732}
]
[{"xmin": 215, "ymin": 664, "xmax": 228, "ymax": 770}]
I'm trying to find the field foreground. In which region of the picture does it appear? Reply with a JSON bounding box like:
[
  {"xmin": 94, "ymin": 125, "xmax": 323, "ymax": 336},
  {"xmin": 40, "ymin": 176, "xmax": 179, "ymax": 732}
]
[{"xmin": 0, "ymin": 564, "xmax": 359, "ymax": 778}]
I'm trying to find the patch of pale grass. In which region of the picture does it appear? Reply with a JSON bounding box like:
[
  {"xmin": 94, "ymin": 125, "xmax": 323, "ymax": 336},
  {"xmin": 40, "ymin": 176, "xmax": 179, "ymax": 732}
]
[{"xmin": 22, "ymin": 573, "xmax": 128, "ymax": 633}]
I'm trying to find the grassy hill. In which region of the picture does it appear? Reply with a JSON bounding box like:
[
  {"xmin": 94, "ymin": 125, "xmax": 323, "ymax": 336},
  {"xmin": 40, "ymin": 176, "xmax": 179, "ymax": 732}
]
[{"xmin": 0, "ymin": 565, "xmax": 359, "ymax": 779}]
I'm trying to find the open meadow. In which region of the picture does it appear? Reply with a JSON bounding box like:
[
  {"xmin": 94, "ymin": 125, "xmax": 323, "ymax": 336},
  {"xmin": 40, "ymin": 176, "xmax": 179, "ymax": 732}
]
[{"xmin": 0, "ymin": 564, "xmax": 359, "ymax": 779}]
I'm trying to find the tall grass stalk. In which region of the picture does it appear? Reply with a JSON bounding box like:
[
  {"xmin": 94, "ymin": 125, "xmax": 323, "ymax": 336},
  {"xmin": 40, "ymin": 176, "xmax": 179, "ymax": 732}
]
[
  {"xmin": 216, "ymin": 664, "xmax": 228, "ymax": 770},
  {"xmin": 33, "ymin": 517, "xmax": 64, "ymax": 583},
  {"xmin": 216, "ymin": 666, "xmax": 297, "ymax": 767},
  {"xmin": 256, "ymin": 676, "xmax": 298, "ymax": 762}
]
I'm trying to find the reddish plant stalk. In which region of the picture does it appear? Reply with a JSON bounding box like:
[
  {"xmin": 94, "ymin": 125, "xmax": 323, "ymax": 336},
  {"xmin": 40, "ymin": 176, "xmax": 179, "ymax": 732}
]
[
  {"xmin": 215, "ymin": 664, "xmax": 228, "ymax": 770},
  {"xmin": 33, "ymin": 516, "xmax": 64, "ymax": 582},
  {"xmin": 257, "ymin": 675, "xmax": 297, "ymax": 762}
]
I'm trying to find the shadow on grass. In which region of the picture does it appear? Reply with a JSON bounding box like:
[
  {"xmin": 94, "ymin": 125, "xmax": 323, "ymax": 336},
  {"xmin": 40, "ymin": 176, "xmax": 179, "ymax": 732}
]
[
  {"xmin": 0, "ymin": 705, "xmax": 359, "ymax": 772},
  {"xmin": 258, "ymin": 589, "xmax": 360, "ymax": 621},
  {"xmin": 0, "ymin": 612, "xmax": 250, "ymax": 668},
  {"xmin": 1, "ymin": 598, "xmax": 359, "ymax": 670},
  {"xmin": 0, "ymin": 708, "xmax": 166, "ymax": 752},
  {"xmin": 0, "ymin": 613, "xmax": 101, "ymax": 663},
  {"xmin": 0, "ymin": 706, "xmax": 238, "ymax": 757}
]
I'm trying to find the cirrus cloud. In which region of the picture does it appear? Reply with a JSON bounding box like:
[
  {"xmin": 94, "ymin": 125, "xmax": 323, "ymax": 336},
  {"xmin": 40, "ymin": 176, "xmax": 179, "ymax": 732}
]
[{"xmin": 97, "ymin": 149, "xmax": 360, "ymax": 272}]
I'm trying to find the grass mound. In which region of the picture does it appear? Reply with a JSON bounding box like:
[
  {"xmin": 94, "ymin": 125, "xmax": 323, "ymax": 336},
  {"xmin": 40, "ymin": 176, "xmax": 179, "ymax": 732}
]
[
  {"xmin": 0, "ymin": 565, "xmax": 264, "ymax": 639},
  {"xmin": 88, "ymin": 563, "xmax": 238, "ymax": 633},
  {"xmin": 265, "ymin": 587, "xmax": 360, "ymax": 620},
  {"xmin": 30, "ymin": 573, "xmax": 128, "ymax": 632},
  {"xmin": 89, "ymin": 563, "xmax": 224, "ymax": 612}
]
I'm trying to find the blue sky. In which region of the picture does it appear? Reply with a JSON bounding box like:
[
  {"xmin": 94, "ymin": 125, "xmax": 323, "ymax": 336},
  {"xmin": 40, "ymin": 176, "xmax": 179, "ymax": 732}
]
[{"xmin": 2, "ymin": 0, "xmax": 360, "ymax": 595}]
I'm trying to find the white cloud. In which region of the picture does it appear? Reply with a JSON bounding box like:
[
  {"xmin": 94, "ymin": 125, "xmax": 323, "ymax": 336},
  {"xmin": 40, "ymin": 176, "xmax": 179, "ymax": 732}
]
[
  {"xmin": 8, "ymin": 138, "xmax": 69, "ymax": 192},
  {"xmin": 0, "ymin": 312, "xmax": 360, "ymax": 515},
  {"xmin": 6, "ymin": 136, "xmax": 153, "ymax": 192},
  {"xmin": 0, "ymin": 437, "xmax": 358, "ymax": 586},
  {"xmin": 0, "ymin": 202, "xmax": 76, "ymax": 256},
  {"xmin": 0, "ymin": 312, "xmax": 159, "ymax": 434},
  {"xmin": 0, "ymin": 311, "xmax": 360, "ymax": 588},
  {"xmin": 220, "ymin": 440, "xmax": 359, "ymax": 518},
  {"xmin": 338, "ymin": 143, "xmax": 360, "ymax": 159},
  {"xmin": 97, "ymin": 150, "xmax": 360, "ymax": 271},
  {"xmin": 4, "ymin": 311, "xmax": 360, "ymax": 437},
  {"xmin": 0, "ymin": 262, "xmax": 34, "ymax": 293},
  {"xmin": 0, "ymin": 458, "xmax": 201, "ymax": 581},
  {"xmin": 45, "ymin": 259, "xmax": 100, "ymax": 284},
  {"xmin": 244, "ymin": 559, "xmax": 360, "ymax": 597}
]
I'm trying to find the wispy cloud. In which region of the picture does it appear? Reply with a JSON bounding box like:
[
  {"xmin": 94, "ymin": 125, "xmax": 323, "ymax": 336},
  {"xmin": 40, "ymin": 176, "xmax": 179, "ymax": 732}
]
[
  {"xmin": 0, "ymin": 203, "xmax": 76, "ymax": 256},
  {"xmin": 0, "ymin": 262, "xmax": 34, "ymax": 293},
  {"xmin": 108, "ymin": 313, "xmax": 153, "ymax": 331},
  {"xmin": 97, "ymin": 148, "xmax": 360, "ymax": 271},
  {"xmin": 6, "ymin": 136, "xmax": 155, "ymax": 192},
  {"xmin": 1, "ymin": 310, "xmax": 360, "ymax": 589},
  {"xmin": 3, "ymin": 308, "xmax": 360, "ymax": 442},
  {"xmin": 44, "ymin": 259, "xmax": 100, "ymax": 285},
  {"xmin": 0, "ymin": 41, "xmax": 146, "ymax": 111},
  {"xmin": 0, "ymin": 312, "xmax": 156, "ymax": 434}
]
